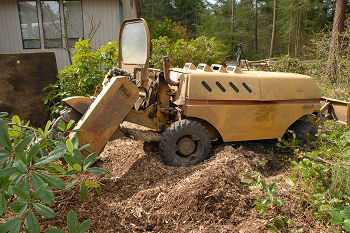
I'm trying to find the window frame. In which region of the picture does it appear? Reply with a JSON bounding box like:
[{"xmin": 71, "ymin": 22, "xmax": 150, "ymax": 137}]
[
  {"xmin": 17, "ymin": 0, "xmax": 84, "ymax": 50},
  {"xmin": 63, "ymin": 0, "xmax": 85, "ymax": 48},
  {"xmin": 40, "ymin": 0, "xmax": 63, "ymax": 48},
  {"xmin": 17, "ymin": 0, "xmax": 42, "ymax": 49}
]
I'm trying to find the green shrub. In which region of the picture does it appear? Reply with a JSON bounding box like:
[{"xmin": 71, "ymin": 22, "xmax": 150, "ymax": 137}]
[
  {"xmin": 44, "ymin": 39, "xmax": 118, "ymax": 117},
  {"xmin": 270, "ymin": 55, "xmax": 306, "ymax": 74},
  {"xmin": 148, "ymin": 18, "xmax": 188, "ymax": 41},
  {"xmin": 151, "ymin": 36, "xmax": 228, "ymax": 68},
  {"xmin": 0, "ymin": 112, "xmax": 105, "ymax": 232}
]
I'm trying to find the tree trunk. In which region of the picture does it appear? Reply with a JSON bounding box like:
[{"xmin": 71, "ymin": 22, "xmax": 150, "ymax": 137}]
[
  {"xmin": 254, "ymin": 0, "xmax": 258, "ymax": 54},
  {"xmin": 294, "ymin": 11, "xmax": 301, "ymax": 57},
  {"xmin": 231, "ymin": 0, "xmax": 235, "ymax": 59},
  {"xmin": 326, "ymin": 0, "xmax": 347, "ymax": 84},
  {"xmin": 287, "ymin": 10, "xmax": 293, "ymax": 56},
  {"xmin": 269, "ymin": 0, "xmax": 277, "ymax": 58}
]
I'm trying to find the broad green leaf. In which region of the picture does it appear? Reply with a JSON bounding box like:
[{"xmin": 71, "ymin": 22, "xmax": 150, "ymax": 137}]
[
  {"xmin": 77, "ymin": 219, "xmax": 91, "ymax": 233},
  {"xmin": 0, "ymin": 149, "xmax": 10, "ymax": 162},
  {"xmin": 0, "ymin": 119, "xmax": 11, "ymax": 150},
  {"xmin": 0, "ymin": 167, "xmax": 17, "ymax": 178},
  {"xmin": 83, "ymin": 153, "xmax": 97, "ymax": 170},
  {"xmin": 269, "ymin": 183, "xmax": 277, "ymax": 194},
  {"xmin": 21, "ymin": 177, "xmax": 31, "ymax": 200},
  {"xmin": 85, "ymin": 181, "xmax": 100, "ymax": 188},
  {"xmin": 16, "ymin": 151, "xmax": 26, "ymax": 164},
  {"xmin": 65, "ymin": 170, "xmax": 78, "ymax": 176},
  {"xmin": 85, "ymin": 167, "xmax": 106, "ymax": 175},
  {"xmin": 18, "ymin": 204, "xmax": 28, "ymax": 218},
  {"xmin": 0, "ymin": 112, "xmax": 9, "ymax": 118},
  {"xmin": 50, "ymin": 162, "xmax": 66, "ymax": 173},
  {"xmin": 58, "ymin": 121, "xmax": 66, "ymax": 132},
  {"xmin": 241, "ymin": 178, "xmax": 252, "ymax": 184},
  {"xmin": 343, "ymin": 219, "xmax": 350, "ymax": 232},
  {"xmin": 46, "ymin": 229, "xmax": 65, "ymax": 233},
  {"xmin": 64, "ymin": 154, "xmax": 78, "ymax": 166},
  {"xmin": 67, "ymin": 210, "xmax": 78, "ymax": 233},
  {"xmin": 66, "ymin": 139, "xmax": 74, "ymax": 153},
  {"xmin": 319, "ymin": 204, "xmax": 331, "ymax": 212},
  {"xmin": 79, "ymin": 144, "xmax": 90, "ymax": 151},
  {"xmin": 73, "ymin": 149, "xmax": 82, "ymax": 165},
  {"xmin": 15, "ymin": 135, "xmax": 33, "ymax": 153},
  {"xmin": 340, "ymin": 207, "xmax": 350, "ymax": 220},
  {"xmin": 330, "ymin": 209, "xmax": 342, "ymax": 225},
  {"xmin": 34, "ymin": 148, "xmax": 66, "ymax": 167},
  {"xmin": 0, "ymin": 193, "xmax": 7, "ymax": 216},
  {"xmin": 67, "ymin": 120, "xmax": 75, "ymax": 131},
  {"xmin": 0, "ymin": 218, "xmax": 21, "ymax": 233},
  {"xmin": 33, "ymin": 203, "xmax": 55, "ymax": 218},
  {"xmin": 261, "ymin": 180, "xmax": 268, "ymax": 191},
  {"xmin": 10, "ymin": 199, "xmax": 27, "ymax": 213},
  {"xmin": 44, "ymin": 121, "xmax": 52, "ymax": 134},
  {"xmin": 33, "ymin": 184, "xmax": 54, "ymax": 205},
  {"xmin": 72, "ymin": 137, "xmax": 79, "ymax": 149},
  {"xmin": 25, "ymin": 209, "xmax": 40, "ymax": 233},
  {"xmin": 80, "ymin": 182, "xmax": 88, "ymax": 202},
  {"xmin": 73, "ymin": 164, "xmax": 82, "ymax": 172},
  {"xmin": 65, "ymin": 179, "xmax": 78, "ymax": 190},
  {"xmin": 12, "ymin": 115, "xmax": 21, "ymax": 125},
  {"xmin": 9, "ymin": 219, "xmax": 21, "ymax": 233},
  {"xmin": 36, "ymin": 172, "xmax": 65, "ymax": 190},
  {"xmin": 27, "ymin": 142, "xmax": 40, "ymax": 164},
  {"xmin": 276, "ymin": 199, "xmax": 284, "ymax": 206},
  {"xmin": 13, "ymin": 159, "xmax": 28, "ymax": 174},
  {"xmin": 37, "ymin": 128, "xmax": 45, "ymax": 137},
  {"xmin": 31, "ymin": 173, "xmax": 45, "ymax": 191},
  {"xmin": 12, "ymin": 186, "xmax": 30, "ymax": 201}
]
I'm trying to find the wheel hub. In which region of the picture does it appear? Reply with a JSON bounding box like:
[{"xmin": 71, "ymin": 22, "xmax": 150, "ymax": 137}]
[{"xmin": 178, "ymin": 137, "xmax": 196, "ymax": 156}]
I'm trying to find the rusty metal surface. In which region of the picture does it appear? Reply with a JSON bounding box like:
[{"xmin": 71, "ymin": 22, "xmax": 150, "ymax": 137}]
[
  {"xmin": 321, "ymin": 97, "xmax": 350, "ymax": 125},
  {"xmin": 63, "ymin": 96, "xmax": 94, "ymax": 115},
  {"xmin": 0, "ymin": 52, "xmax": 57, "ymax": 127},
  {"xmin": 70, "ymin": 77, "xmax": 139, "ymax": 155}
]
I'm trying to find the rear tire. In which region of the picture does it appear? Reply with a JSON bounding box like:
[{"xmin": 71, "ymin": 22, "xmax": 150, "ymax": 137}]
[
  {"xmin": 294, "ymin": 120, "xmax": 318, "ymax": 142},
  {"xmin": 160, "ymin": 120, "xmax": 212, "ymax": 167}
]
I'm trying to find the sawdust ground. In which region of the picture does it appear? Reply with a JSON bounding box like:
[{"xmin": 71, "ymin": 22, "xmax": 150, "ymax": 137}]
[{"xmin": 39, "ymin": 123, "xmax": 328, "ymax": 232}]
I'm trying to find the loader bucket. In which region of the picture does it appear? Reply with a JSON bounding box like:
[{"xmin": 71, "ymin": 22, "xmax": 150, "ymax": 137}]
[
  {"xmin": 321, "ymin": 97, "xmax": 350, "ymax": 126},
  {"xmin": 70, "ymin": 76, "xmax": 139, "ymax": 155}
]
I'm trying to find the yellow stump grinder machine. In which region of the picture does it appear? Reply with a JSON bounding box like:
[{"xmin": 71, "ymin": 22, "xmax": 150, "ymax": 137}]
[{"xmin": 59, "ymin": 18, "xmax": 350, "ymax": 167}]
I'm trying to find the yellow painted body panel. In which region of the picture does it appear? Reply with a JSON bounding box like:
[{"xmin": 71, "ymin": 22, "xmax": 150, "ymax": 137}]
[
  {"xmin": 183, "ymin": 71, "xmax": 322, "ymax": 142},
  {"xmin": 184, "ymin": 102, "xmax": 320, "ymax": 142},
  {"xmin": 70, "ymin": 77, "xmax": 138, "ymax": 155},
  {"xmin": 187, "ymin": 72, "xmax": 261, "ymax": 100}
]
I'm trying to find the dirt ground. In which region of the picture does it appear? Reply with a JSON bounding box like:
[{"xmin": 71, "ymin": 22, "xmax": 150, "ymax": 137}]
[{"xmin": 42, "ymin": 123, "xmax": 328, "ymax": 233}]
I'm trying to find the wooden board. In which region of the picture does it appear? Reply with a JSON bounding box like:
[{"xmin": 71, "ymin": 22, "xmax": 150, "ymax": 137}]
[{"xmin": 70, "ymin": 77, "xmax": 139, "ymax": 155}]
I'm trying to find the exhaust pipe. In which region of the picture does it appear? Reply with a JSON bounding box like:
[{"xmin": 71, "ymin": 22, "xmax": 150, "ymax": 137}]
[{"xmin": 162, "ymin": 56, "xmax": 179, "ymax": 86}]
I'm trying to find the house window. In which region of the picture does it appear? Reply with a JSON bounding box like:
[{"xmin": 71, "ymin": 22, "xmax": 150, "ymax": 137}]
[
  {"xmin": 17, "ymin": 0, "xmax": 83, "ymax": 49},
  {"xmin": 119, "ymin": 0, "xmax": 123, "ymax": 25},
  {"xmin": 18, "ymin": 1, "xmax": 41, "ymax": 49},
  {"xmin": 63, "ymin": 0, "xmax": 84, "ymax": 47},
  {"xmin": 41, "ymin": 1, "xmax": 62, "ymax": 48}
]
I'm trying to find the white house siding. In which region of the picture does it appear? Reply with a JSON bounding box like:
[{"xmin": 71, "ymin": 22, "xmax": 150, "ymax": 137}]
[{"xmin": 0, "ymin": 0, "xmax": 139, "ymax": 71}]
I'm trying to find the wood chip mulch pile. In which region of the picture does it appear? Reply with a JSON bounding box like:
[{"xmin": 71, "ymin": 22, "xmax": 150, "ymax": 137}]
[{"xmin": 40, "ymin": 123, "xmax": 327, "ymax": 232}]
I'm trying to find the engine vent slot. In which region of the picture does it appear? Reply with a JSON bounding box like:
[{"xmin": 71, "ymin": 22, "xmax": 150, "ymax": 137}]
[
  {"xmin": 242, "ymin": 82, "xmax": 252, "ymax": 93},
  {"xmin": 201, "ymin": 81, "xmax": 212, "ymax": 92},
  {"xmin": 216, "ymin": 81, "xmax": 226, "ymax": 92},
  {"xmin": 229, "ymin": 82, "xmax": 239, "ymax": 93}
]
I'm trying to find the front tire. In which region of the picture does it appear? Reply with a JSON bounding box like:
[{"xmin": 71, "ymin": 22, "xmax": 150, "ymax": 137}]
[
  {"xmin": 294, "ymin": 120, "xmax": 318, "ymax": 142},
  {"xmin": 160, "ymin": 120, "xmax": 212, "ymax": 167}
]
